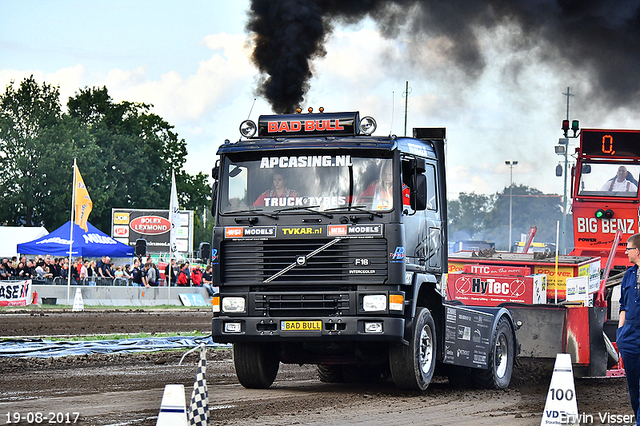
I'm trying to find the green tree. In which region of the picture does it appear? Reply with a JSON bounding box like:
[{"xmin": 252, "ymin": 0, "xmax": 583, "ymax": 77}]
[
  {"xmin": 447, "ymin": 192, "xmax": 495, "ymax": 240},
  {"xmin": 448, "ymin": 186, "xmax": 563, "ymax": 251},
  {"xmin": 67, "ymin": 86, "xmax": 210, "ymax": 231},
  {"xmin": 484, "ymin": 184, "xmax": 563, "ymax": 249},
  {"xmin": 0, "ymin": 76, "xmax": 95, "ymax": 228},
  {"xmin": 0, "ymin": 79, "xmax": 212, "ymax": 240}
]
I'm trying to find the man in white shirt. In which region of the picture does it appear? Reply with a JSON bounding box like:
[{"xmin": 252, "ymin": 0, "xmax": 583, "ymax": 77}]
[{"xmin": 601, "ymin": 166, "xmax": 638, "ymax": 192}]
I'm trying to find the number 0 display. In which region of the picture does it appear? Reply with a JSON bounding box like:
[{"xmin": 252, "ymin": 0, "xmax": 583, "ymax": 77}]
[{"xmin": 582, "ymin": 130, "xmax": 640, "ymax": 157}]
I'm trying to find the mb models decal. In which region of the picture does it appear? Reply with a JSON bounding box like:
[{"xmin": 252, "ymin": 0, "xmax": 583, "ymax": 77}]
[
  {"xmin": 328, "ymin": 224, "xmax": 382, "ymax": 237},
  {"xmin": 224, "ymin": 224, "xmax": 384, "ymax": 240},
  {"xmin": 224, "ymin": 226, "xmax": 276, "ymax": 239}
]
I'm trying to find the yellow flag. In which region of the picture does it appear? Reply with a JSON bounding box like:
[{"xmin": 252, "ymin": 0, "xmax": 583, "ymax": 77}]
[{"xmin": 74, "ymin": 166, "xmax": 93, "ymax": 232}]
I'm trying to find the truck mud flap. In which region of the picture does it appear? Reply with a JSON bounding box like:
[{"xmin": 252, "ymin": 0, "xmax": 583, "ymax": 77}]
[{"xmin": 441, "ymin": 303, "xmax": 512, "ymax": 370}]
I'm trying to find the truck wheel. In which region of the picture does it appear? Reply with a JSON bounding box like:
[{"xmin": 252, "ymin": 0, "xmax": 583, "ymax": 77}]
[
  {"xmin": 604, "ymin": 332, "xmax": 619, "ymax": 369},
  {"xmin": 317, "ymin": 365, "xmax": 344, "ymax": 383},
  {"xmin": 233, "ymin": 342, "xmax": 280, "ymax": 389},
  {"xmin": 389, "ymin": 307, "xmax": 436, "ymax": 391},
  {"xmin": 472, "ymin": 316, "xmax": 514, "ymax": 389}
]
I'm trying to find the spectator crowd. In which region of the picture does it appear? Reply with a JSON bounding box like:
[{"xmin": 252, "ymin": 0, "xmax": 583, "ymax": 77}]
[{"xmin": 0, "ymin": 254, "xmax": 215, "ymax": 295}]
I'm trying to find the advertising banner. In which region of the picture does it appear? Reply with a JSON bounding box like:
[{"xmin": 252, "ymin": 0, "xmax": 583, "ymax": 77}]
[
  {"xmin": 447, "ymin": 273, "xmax": 546, "ymax": 306},
  {"xmin": 111, "ymin": 209, "xmax": 193, "ymax": 254},
  {"xmin": 0, "ymin": 280, "xmax": 32, "ymax": 307}
]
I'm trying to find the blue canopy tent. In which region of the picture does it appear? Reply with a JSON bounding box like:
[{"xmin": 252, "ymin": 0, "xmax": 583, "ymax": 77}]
[{"xmin": 17, "ymin": 221, "xmax": 134, "ymax": 257}]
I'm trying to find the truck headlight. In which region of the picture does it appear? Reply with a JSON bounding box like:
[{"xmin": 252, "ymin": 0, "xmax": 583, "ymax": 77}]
[
  {"xmin": 239, "ymin": 120, "xmax": 257, "ymax": 138},
  {"xmin": 363, "ymin": 295, "xmax": 387, "ymax": 312},
  {"xmin": 360, "ymin": 116, "xmax": 377, "ymax": 135},
  {"xmin": 222, "ymin": 297, "xmax": 246, "ymax": 313}
]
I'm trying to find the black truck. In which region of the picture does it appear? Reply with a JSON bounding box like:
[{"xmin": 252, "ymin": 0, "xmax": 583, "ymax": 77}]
[{"xmin": 210, "ymin": 110, "xmax": 516, "ymax": 390}]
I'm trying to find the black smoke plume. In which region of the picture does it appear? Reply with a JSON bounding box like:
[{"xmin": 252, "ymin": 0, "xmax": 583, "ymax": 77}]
[{"xmin": 247, "ymin": 0, "xmax": 640, "ymax": 114}]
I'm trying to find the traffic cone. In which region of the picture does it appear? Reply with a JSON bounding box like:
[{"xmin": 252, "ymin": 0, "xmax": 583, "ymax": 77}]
[
  {"xmin": 541, "ymin": 353, "xmax": 579, "ymax": 426},
  {"xmin": 156, "ymin": 384, "xmax": 187, "ymax": 426},
  {"xmin": 72, "ymin": 288, "xmax": 84, "ymax": 312}
]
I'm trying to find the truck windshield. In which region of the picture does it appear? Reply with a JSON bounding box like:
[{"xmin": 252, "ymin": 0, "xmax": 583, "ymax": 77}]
[
  {"xmin": 577, "ymin": 162, "xmax": 640, "ymax": 198},
  {"xmin": 220, "ymin": 154, "xmax": 395, "ymax": 213}
]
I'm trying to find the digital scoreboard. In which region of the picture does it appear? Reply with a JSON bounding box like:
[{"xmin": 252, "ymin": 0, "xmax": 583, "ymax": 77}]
[{"xmin": 581, "ymin": 129, "xmax": 640, "ymax": 158}]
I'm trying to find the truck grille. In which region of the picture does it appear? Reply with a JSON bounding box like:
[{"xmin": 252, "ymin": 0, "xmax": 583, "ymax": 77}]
[
  {"xmin": 221, "ymin": 238, "xmax": 387, "ymax": 285},
  {"xmin": 252, "ymin": 292, "xmax": 353, "ymax": 317}
]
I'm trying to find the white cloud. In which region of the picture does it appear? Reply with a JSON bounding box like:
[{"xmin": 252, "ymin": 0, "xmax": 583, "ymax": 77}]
[{"xmin": 104, "ymin": 33, "xmax": 256, "ymax": 124}]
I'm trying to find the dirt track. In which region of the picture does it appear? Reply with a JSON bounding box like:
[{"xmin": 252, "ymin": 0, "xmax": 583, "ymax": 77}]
[{"xmin": 0, "ymin": 309, "xmax": 633, "ymax": 426}]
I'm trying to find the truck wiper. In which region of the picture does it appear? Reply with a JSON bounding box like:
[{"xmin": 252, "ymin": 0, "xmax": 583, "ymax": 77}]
[
  {"xmin": 227, "ymin": 208, "xmax": 279, "ymax": 219},
  {"xmin": 273, "ymin": 205, "xmax": 334, "ymax": 218},
  {"xmin": 324, "ymin": 205, "xmax": 384, "ymax": 218}
]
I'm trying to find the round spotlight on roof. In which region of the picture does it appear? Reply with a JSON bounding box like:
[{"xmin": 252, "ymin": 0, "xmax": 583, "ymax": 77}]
[
  {"xmin": 360, "ymin": 116, "xmax": 377, "ymax": 135},
  {"xmin": 239, "ymin": 120, "xmax": 257, "ymax": 138}
]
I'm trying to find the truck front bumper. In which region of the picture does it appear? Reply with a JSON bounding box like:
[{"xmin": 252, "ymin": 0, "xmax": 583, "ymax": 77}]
[{"xmin": 212, "ymin": 316, "xmax": 406, "ymax": 343}]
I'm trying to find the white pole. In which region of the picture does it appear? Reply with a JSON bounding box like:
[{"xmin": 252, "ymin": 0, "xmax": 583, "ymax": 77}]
[
  {"xmin": 505, "ymin": 160, "xmax": 518, "ymax": 251},
  {"xmin": 168, "ymin": 169, "xmax": 176, "ymax": 306},
  {"xmin": 67, "ymin": 158, "xmax": 77, "ymax": 305},
  {"xmin": 554, "ymin": 220, "xmax": 560, "ymax": 305}
]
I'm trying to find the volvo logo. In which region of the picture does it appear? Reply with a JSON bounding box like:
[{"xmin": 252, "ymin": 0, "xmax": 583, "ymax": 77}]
[{"xmin": 296, "ymin": 255, "xmax": 307, "ymax": 266}]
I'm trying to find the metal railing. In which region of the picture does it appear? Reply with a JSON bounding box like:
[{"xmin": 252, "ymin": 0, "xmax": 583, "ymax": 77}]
[{"xmin": 16, "ymin": 276, "xmax": 171, "ymax": 287}]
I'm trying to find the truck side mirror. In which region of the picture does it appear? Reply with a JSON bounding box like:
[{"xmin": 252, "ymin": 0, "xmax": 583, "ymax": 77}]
[
  {"xmin": 211, "ymin": 161, "xmax": 220, "ymax": 216},
  {"xmin": 409, "ymin": 158, "xmax": 426, "ymax": 174},
  {"xmin": 410, "ymin": 174, "xmax": 427, "ymax": 211},
  {"xmin": 211, "ymin": 181, "xmax": 218, "ymax": 217}
]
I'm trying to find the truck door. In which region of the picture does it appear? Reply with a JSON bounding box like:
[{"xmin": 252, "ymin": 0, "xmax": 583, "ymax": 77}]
[{"xmin": 402, "ymin": 156, "xmax": 443, "ymax": 273}]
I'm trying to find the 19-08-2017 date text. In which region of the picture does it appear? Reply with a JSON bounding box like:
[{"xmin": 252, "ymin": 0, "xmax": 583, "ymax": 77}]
[{"xmin": 5, "ymin": 412, "xmax": 80, "ymax": 424}]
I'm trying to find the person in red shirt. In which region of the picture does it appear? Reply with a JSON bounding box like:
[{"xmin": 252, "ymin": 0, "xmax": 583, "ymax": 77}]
[
  {"xmin": 253, "ymin": 172, "xmax": 299, "ymax": 206},
  {"xmin": 191, "ymin": 264, "xmax": 203, "ymax": 287},
  {"xmin": 357, "ymin": 161, "xmax": 410, "ymax": 208}
]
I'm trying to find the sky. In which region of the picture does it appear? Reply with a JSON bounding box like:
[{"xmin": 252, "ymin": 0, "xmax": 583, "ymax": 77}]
[{"xmin": 2, "ymin": 0, "xmax": 640, "ymax": 201}]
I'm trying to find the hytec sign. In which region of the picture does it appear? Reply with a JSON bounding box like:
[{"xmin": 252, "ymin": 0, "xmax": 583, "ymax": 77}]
[{"xmin": 447, "ymin": 273, "xmax": 547, "ymax": 306}]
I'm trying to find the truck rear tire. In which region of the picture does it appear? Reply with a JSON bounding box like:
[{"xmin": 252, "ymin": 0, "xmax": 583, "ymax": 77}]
[
  {"xmin": 389, "ymin": 307, "xmax": 436, "ymax": 391},
  {"xmin": 233, "ymin": 342, "xmax": 280, "ymax": 389},
  {"xmin": 472, "ymin": 316, "xmax": 514, "ymax": 389},
  {"xmin": 317, "ymin": 365, "xmax": 344, "ymax": 383}
]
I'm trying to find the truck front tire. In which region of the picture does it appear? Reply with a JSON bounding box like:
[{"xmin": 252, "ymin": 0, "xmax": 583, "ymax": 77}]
[
  {"xmin": 389, "ymin": 307, "xmax": 436, "ymax": 391},
  {"xmin": 233, "ymin": 342, "xmax": 280, "ymax": 389}
]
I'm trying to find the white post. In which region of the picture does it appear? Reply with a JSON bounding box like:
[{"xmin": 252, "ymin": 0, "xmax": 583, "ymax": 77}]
[
  {"xmin": 505, "ymin": 160, "xmax": 518, "ymax": 251},
  {"xmin": 554, "ymin": 220, "xmax": 560, "ymax": 304},
  {"xmin": 169, "ymin": 169, "xmax": 180, "ymax": 306},
  {"xmin": 67, "ymin": 158, "xmax": 77, "ymax": 305}
]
